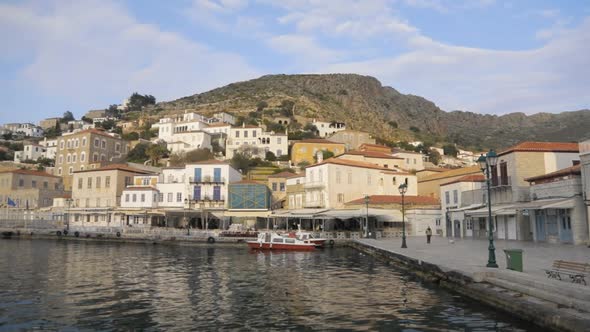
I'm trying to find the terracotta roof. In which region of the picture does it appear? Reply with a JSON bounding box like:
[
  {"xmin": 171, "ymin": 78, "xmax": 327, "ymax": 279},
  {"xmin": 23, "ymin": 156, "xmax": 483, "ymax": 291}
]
[
  {"xmin": 293, "ymin": 139, "xmax": 342, "ymax": 144},
  {"xmin": 380, "ymin": 170, "xmax": 411, "ymax": 175},
  {"xmin": 419, "ymin": 166, "xmax": 481, "ymax": 182},
  {"xmin": 341, "ymin": 150, "xmax": 403, "ymax": 160},
  {"xmin": 207, "ymin": 123, "xmax": 231, "ymax": 127},
  {"xmin": 440, "ymin": 174, "xmax": 485, "ymax": 186},
  {"xmin": 360, "ymin": 143, "xmax": 391, "ymax": 149},
  {"xmin": 310, "ymin": 158, "xmax": 391, "ymax": 171},
  {"xmin": 417, "ymin": 167, "xmax": 447, "ymax": 173},
  {"xmin": 0, "ymin": 168, "xmax": 60, "ymax": 178},
  {"xmin": 67, "ymin": 129, "xmax": 121, "ymax": 139},
  {"xmin": 74, "ymin": 164, "xmax": 154, "ymax": 174},
  {"xmin": 346, "ymin": 195, "xmax": 440, "ymax": 206},
  {"xmin": 187, "ymin": 159, "xmax": 229, "ymax": 165},
  {"xmin": 123, "ymin": 186, "xmax": 159, "ymax": 191},
  {"xmin": 392, "ymin": 149, "xmax": 423, "ymax": 155},
  {"xmin": 268, "ymin": 171, "xmax": 298, "ymax": 178},
  {"xmin": 525, "ymin": 164, "xmax": 581, "ymax": 182},
  {"xmin": 498, "ymin": 141, "xmax": 579, "ymax": 156}
]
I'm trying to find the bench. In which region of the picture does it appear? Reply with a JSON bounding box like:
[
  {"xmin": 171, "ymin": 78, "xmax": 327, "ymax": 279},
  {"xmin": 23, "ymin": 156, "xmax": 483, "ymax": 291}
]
[{"xmin": 545, "ymin": 260, "xmax": 589, "ymax": 286}]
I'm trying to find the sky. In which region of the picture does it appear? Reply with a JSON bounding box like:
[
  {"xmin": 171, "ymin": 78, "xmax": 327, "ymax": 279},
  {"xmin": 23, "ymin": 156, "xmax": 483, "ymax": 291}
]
[{"xmin": 1, "ymin": 0, "xmax": 589, "ymax": 124}]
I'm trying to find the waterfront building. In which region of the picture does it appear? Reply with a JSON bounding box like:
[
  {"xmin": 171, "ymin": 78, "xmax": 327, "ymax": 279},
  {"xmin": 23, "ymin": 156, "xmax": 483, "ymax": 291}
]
[
  {"xmin": 439, "ymin": 175, "xmax": 485, "ymax": 238},
  {"xmin": 225, "ymin": 124, "xmax": 288, "ymax": 160},
  {"xmin": 55, "ymin": 129, "xmax": 128, "ymax": 190},
  {"xmin": 227, "ymin": 180, "xmax": 272, "ymax": 228},
  {"xmin": 0, "ymin": 169, "xmax": 65, "ymax": 209},
  {"xmin": 311, "ymin": 119, "xmax": 346, "ymax": 137},
  {"xmin": 463, "ymin": 141, "xmax": 580, "ymax": 242},
  {"xmin": 290, "ymin": 139, "xmax": 346, "ymax": 165},
  {"xmin": 70, "ymin": 164, "xmax": 154, "ymax": 226},
  {"xmin": 336, "ymin": 150, "xmax": 405, "ymax": 170},
  {"xmin": 580, "ymin": 138, "xmax": 590, "ymax": 243},
  {"xmin": 286, "ymin": 173, "xmax": 305, "ymax": 210},
  {"xmin": 303, "ymin": 158, "xmax": 417, "ymax": 209},
  {"xmin": 267, "ymin": 171, "xmax": 297, "ymax": 209},
  {"xmin": 524, "ymin": 165, "xmax": 587, "ymax": 245},
  {"xmin": 328, "ymin": 130, "xmax": 376, "ymax": 151}
]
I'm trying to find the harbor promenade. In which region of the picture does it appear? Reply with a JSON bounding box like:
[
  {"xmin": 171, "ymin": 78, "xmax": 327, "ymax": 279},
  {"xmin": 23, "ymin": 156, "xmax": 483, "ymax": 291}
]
[{"xmin": 354, "ymin": 236, "xmax": 590, "ymax": 332}]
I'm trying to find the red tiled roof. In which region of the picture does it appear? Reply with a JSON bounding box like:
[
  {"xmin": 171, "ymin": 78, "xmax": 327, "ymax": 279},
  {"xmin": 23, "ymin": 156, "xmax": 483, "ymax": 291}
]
[
  {"xmin": 0, "ymin": 168, "xmax": 60, "ymax": 178},
  {"xmin": 440, "ymin": 174, "xmax": 485, "ymax": 186},
  {"xmin": 207, "ymin": 123, "xmax": 231, "ymax": 127},
  {"xmin": 525, "ymin": 164, "xmax": 581, "ymax": 182},
  {"xmin": 293, "ymin": 139, "xmax": 342, "ymax": 144},
  {"xmin": 392, "ymin": 149, "xmax": 423, "ymax": 155},
  {"xmin": 417, "ymin": 167, "xmax": 447, "ymax": 173},
  {"xmin": 419, "ymin": 166, "xmax": 481, "ymax": 182},
  {"xmin": 499, "ymin": 141, "xmax": 579, "ymax": 156},
  {"xmin": 69, "ymin": 129, "xmax": 121, "ymax": 139},
  {"xmin": 380, "ymin": 170, "xmax": 411, "ymax": 175},
  {"xmin": 123, "ymin": 186, "xmax": 159, "ymax": 191},
  {"xmin": 310, "ymin": 158, "xmax": 391, "ymax": 171},
  {"xmin": 346, "ymin": 195, "xmax": 440, "ymax": 206},
  {"xmin": 360, "ymin": 143, "xmax": 391, "ymax": 149},
  {"xmin": 268, "ymin": 171, "xmax": 298, "ymax": 178},
  {"xmin": 341, "ymin": 150, "xmax": 403, "ymax": 160},
  {"xmin": 187, "ymin": 159, "xmax": 228, "ymax": 165},
  {"xmin": 74, "ymin": 164, "xmax": 154, "ymax": 174}
]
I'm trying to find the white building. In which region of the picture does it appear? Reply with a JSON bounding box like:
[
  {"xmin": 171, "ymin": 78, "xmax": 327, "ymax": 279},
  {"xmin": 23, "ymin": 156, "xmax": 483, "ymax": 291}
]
[
  {"xmin": 304, "ymin": 158, "xmax": 417, "ymax": 209},
  {"xmin": 312, "ymin": 119, "xmax": 346, "ymax": 138},
  {"xmin": 152, "ymin": 112, "xmax": 213, "ymax": 153},
  {"xmin": 225, "ymin": 125, "xmax": 288, "ymax": 159},
  {"xmin": 3, "ymin": 123, "xmax": 44, "ymax": 137},
  {"xmin": 39, "ymin": 137, "xmax": 58, "ymax": 159},
  {"xmin": 440, "ymin": 175, "xmax": 485, "ymax": 238},
  {"xmin": 392, "ymin": 150, "xmax": 425, "ymax": 171},
  {"xmin": 213, "ymin": 112, "xmax": 236, "ymax": 125},
  {"xmin": 14, "ymin": 143, "xmax": 47, "ymax": 162}
]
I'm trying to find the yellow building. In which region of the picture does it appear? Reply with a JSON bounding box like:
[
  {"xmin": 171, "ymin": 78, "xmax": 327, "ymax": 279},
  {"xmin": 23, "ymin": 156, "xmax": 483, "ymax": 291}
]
[
  {"xmin": 0, "ymin": 169, "xmax": 65, "ymax": 209},
  {"xmin": 267, "ymin": 171, "xmax": 298, "ymax": 209},
  {"xmin": 291, "ymin": 139, "xmax": 346, "ymax": 165},
  {"xmin": 417, "ymin": 165, "xmax": 481, "ymax": 199}
]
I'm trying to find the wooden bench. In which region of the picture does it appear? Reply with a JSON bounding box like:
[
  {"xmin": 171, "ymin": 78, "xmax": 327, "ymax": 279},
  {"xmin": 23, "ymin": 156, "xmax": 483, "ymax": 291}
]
[{"xmin": 545, "ymin": 260, "xmax": 589, "ymax": 286}]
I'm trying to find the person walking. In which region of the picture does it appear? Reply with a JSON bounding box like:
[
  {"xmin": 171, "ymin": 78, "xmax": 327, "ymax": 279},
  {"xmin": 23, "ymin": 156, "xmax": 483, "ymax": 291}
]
[{"xmin": 426, "ymin": 227, "xmax": 432, "ymax": 244}]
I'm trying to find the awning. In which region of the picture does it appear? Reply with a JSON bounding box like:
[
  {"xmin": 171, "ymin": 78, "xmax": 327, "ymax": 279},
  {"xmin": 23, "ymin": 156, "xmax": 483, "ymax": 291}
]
[
  {"xmin": 465, "ymin": 204, "xmax": 515, "ymax": 217},
  {"xmin": 514, "ymin": 197, "xmax": 577, "ymax": 210},
  {"xmin": 449, "ymin": 204, "xmax": 484, "ymax": 212}
]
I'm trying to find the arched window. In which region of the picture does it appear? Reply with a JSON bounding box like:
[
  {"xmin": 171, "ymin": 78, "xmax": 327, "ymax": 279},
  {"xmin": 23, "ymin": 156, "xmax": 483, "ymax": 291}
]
[{"xmin": 80, "ymin": 152, "xmax": 86, "ymax": 162}]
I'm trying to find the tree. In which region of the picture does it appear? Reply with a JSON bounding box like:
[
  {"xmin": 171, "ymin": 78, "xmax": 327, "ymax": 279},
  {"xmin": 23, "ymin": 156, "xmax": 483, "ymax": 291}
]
[
  {"xmin": 61, "ymin": 111, "xmax": 74, "ymax": 123},
  {"xmin": 428, "ymin": 150, "xmax": 441, "ymax": 165},
  {"xmin": 265, "ymin": 151, "xmax": 277, "ymax": 161},
  {"xmin": 256, "ymin": 101, "xmax": 268, "ymax": 111},
  {"xmin": 126, "ymin": 143, "xmax": 150, "ymax": 163},
  {"xmin": 230, "ymin": 152, "xmax": 251, "ymax": 174},
  {"xmin": 122, "ymin": 132, "xmax": 140, "ymax": 141},
  {"xmin": 388, "ymin": 121, "xmax": 398, "ymax": 128},
  {"xmin": 81, "ymin": 116, "xmax": 93, "ymax": 124},
  {"xmin": 146, "ymin": 143, "xmax": 168, "ymax": 166},
  {"xmin": 96, "ymin": 119, "xmax": 117, "ymax": 131},
  {"xmin": 313, "ymin": 150, "xmax": 335, "ymax": 163},
  {"xmin": 211, "ymin": 140, "xmax": 224, "ymax": 155},
  {"xmin": 297, "ymin": 161, "xmax": 310, "ymax": 168},
  {"xmin": 443, "ymin": 144, "xmax": 459, "ymax": 157},
  {"xmin": 185, "ymin": 148, "xmax": 214, "ymax": 163},
  {"xmin": 127, "ymin": 92, "xmax": 156, "ymax": 112},
  {"xmin": 303, "ymin": 123, "xmax": 318, "ymax": 133},
  {"xmin": 37, "ymin": 157, "xmax": 54, "ymax": 167},
  {"xmin": 280, "ymin": 99, "xmax": 295, "ymax": 117}
]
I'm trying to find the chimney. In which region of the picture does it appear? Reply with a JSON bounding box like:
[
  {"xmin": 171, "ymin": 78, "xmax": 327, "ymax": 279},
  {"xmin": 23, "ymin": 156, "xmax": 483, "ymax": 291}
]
[
  {"xmin": 242, "ymin": 122, "xmax": 246, "ymax": 128},
  {"xmin": 316, "ymin": 151, "xmax": 323, "ymax": 163}
]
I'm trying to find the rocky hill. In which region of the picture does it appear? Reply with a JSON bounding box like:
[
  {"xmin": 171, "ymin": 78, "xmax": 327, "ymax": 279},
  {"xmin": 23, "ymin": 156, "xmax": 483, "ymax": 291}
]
[{"xmin": 152, "ymin": 74, "xmax": 590, "ymax": 150}]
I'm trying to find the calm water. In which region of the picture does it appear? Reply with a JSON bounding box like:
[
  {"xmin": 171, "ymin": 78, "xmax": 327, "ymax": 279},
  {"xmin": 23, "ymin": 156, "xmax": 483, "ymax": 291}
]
[{"xmin": 0, "ymin": 239, "xmax": 535, "ymax": 331}]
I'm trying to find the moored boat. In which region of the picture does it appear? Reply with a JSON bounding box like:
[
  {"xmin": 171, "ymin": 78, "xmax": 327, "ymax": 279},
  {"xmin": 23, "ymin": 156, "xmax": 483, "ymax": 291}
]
[
  {"xmin": 292, "ymin": 231, "xmax": 328, "ymax": 247},
  {"xmin": 247, "ymin": 232, "xmax": 316, "ymax": 251}
]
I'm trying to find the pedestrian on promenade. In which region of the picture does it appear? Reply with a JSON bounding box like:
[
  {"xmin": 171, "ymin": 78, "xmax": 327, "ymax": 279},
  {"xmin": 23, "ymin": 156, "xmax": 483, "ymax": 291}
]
[{"xmin": 426, "ymin": 227, "xmax": 432, "ymax": 244}]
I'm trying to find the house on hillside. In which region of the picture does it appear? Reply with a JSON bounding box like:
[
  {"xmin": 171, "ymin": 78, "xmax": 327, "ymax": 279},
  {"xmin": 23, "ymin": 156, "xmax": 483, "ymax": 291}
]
[
  {"xmin": 312, "ymin": 119, "xmax": 346, "ymax": 137},
  {"xmin": 290, "ymin": 139, "xmax": 346, "ymax": 165},
  {"xmin": 328, "ymin": 130, "xmax": 376, "ymax": 151}
]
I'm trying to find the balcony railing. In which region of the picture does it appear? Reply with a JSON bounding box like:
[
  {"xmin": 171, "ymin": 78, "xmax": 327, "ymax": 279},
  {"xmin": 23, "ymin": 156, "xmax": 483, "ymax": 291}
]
[
  {"xmin": 303, "ymin": 182, "xmax": 325, "ymax": 189},
  {"xmin": 192, "ymin": 195, "xmax": 225, "ymax": 202},
  {"xmin": 189, "ymin": 176, "xmax": 225, "ymax": 184},
  {"xmin": 303, "ymin": 200, "xmax": 324, "ymax": 208}
]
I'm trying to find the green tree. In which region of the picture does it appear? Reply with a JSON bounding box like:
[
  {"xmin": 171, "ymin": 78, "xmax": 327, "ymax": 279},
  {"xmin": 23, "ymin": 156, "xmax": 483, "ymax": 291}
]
[
  {"xmin": 280, "ymin": 99, "xmax": 295, "ymax": 117},
  {"xmin": 443, "ymin": 144, "xmax": 459, "ymax": 157},
  {"xmin": 61, "ymin": 111, "xmax": 75, "ymax": 123},
  {"xmin": 185, "ymin": 148, "xmax": 214, "ymax": 163},
  {"xmin": 126, "ymin": 143, "xmax": 150, "ymax": 163},
  {"xmin": 146, "ymin": 143, "xmax": 168, "ymax": 166},
  {"xmin": 265, "ymin": 151, "xmax": 277, "ymax": 161},
  {"xmin": 256, "ymin": 101, "xmax": 268, "ymax": 111},
  {"xmin": 230, "ymin": 152, "xmax": 251, "ymax": 174},
  {"xmin": 428, "ymin": 150, "xmax": 441, "ymax": 165},
  {"xmin": 313, "ymin": 150, "xmax": 335, "ymax": 162},
  {"xmin": 127, "ymin": 92, "xmax": 156, "ymax": 112},
  {"xmin": 122, "ymin": 132, "xmax": 140, "ymax": 141},
  {"xmin": 96, "ymin": 119, "xmax": 117, "ymax": 131}
]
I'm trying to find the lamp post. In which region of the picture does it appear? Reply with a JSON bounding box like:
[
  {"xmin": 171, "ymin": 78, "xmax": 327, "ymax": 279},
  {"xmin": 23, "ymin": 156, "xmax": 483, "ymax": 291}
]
[
  {"xmin": 398, "ymin": 182, "xmax": 408, "ymax": 248},
  {"xmin": 184, "ymin": 198, "xmax": 190, "ymax": 236},
  {"xmin": 65, "ymin": 198, "xmax": 73, "ymax": 231},
  {"xmin": 364, "ymin": 195, "xmax": 370, "ymax": 238},
  {"xmin": 477, "ymin": 150, "xmax": 499, "ymax": 268}
]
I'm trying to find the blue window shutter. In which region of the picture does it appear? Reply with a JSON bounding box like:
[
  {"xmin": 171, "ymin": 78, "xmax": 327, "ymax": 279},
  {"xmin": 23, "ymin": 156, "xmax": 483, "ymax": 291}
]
[
  {"xmin": 213, "ymin": 168, "xmax": 221, "ymax": 182},
  {"xmin": 193, "ymin": 186, "xmax": 201, "ymax": 200},
  {"xmin": 194, "ymin": 168, "xmax": 201, "ymax": 182}
]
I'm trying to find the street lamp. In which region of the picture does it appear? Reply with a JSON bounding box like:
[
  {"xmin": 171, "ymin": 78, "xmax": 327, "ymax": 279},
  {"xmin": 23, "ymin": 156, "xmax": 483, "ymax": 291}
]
[
  {"xmin": 184, "ymin": 198, "xmax": 190, "ymax": 236},
  {"xmin": 398, "ymin": 181, "xmax": 408, "ymax": 248},
  {"xmin": 364, "ymin": 195, "xmax": 370, "ymax": 238},
  {"xmin": 65, "ymin": 198, "xmax": 73, "ymax": 231},
  {"xmin": 477, "ymin": 150, "xmax": 499, "ymax": 268}
]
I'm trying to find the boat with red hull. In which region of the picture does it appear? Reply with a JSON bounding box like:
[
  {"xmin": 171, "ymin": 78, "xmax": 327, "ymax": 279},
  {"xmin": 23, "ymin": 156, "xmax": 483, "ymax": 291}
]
[{"xmin": 247, "ymin": 232, "xmax": 316, "ymax": 251}]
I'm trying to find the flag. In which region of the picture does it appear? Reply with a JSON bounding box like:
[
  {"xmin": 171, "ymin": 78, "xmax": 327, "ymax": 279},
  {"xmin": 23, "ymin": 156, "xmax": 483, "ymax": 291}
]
[{"xmin": 7, "ymin": 198, "xmax": 16, "ymax": 207}]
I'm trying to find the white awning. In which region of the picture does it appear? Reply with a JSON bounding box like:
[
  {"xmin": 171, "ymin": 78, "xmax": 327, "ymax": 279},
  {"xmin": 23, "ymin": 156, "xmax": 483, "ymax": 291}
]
[
  {"xmin": 514, "ymin": 197, "xmax": 577, "ymax": 210},
  {"xmin": 449, "ymin": 204, "xmax": 484, "ymax": 212},
  {"xmin": 465, "ymin": 204, "xmax": 515, "ymax": 217}
]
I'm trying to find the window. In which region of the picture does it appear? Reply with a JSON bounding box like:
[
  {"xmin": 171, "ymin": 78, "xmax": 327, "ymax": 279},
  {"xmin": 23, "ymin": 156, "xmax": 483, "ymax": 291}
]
[
  {"xmin": 167, "ymin": 193, "xmax": 173, "ymax": 202},
  {"xmin": 78, "ymin": 178, "xmax": 83, "ymax": 189},
  {"xmin": 96, "ymin": 177, "xmax": 101, "ymax": 188},
  {"xmin": 82, "ymin": 138, "xmax": 86, "ymax": 147},
  {"xmin": 101, "ymin": 154, "xmax": 106, "ymax": 161},
  {"xmin": 66, "ymin": 154, "xmax": 71, "ymax": 163},
  {"xmin": 158, "ymin": 193, "xmax": 164, "ymax": 202},
  {"xmin": 272, "ymin": 183, "xmax": 277, "ymax": 191},
  {"xmin": 101, "ymin": 140, "xmax": 106, "ymax": 149},
  {"xmin": 132, "ymin": 194, "xmax": 137, "ymax": 202},
  {"xmin": 75, "ymin": 139, "xmax": 79, "ymax": 148},
  {"xmin": 94, "ymin": 139, "xmax": 99, "ymax": 147},
  {"xmin": 141, "ymin": 194, "xmax": 145, "ymax": 202},
  {"xmin": 72, "ymin": 153, "xmax": 77, "ymax": 163},
  {"xmin": 66, "ymin": 140, "xmax": 71, "ymax": 149},
  {"xmin": 60, "ymin": 140, "xmax": 65, "ymax": 149},
  {"xmin": 500, "ymin": 161, "xmax": 508, "ymax": 186},
  {"xmin": 280, "ymin": 183, "xmax": 285, "ymax": 191},
  {"xmin": 93, "ymin": 153, "xmax": 98, "ymax": 162},
  {"xmin": 235, "ymin": 131, "xmax": 240, "ymax": 138},
  {"xmin": 453, "ymin": 190, "xmax": 458, "ymax": 204},
  {"xmin": 115, "ymin": 143, "xmax": 120, "ymax": 152},
  {"xmin": 337, "ymin": 193, "xmax": 344, "ymax": 203},
  {"xmin": 58, "ymin": 168, "xmax": 62, "ymax": 175},
  {"xmin": 31, "ymin": 180, "xmax": 36, "ymax": 188},
  {"xmin": 68, "ymin": 167, "xmax": 73, "ymax": 175},
  {"xmin": 336, "ymin": 170, "xmax": 341, "ymax": 184},
  {"xmin": 43, "ymin": 181, "xmax": 48, "ymax": 189},
  {"xmin": 445, "ymin": 191, "xmax": 450, "ymax": 205},
  {"xmin": 80, "ymin": 152, "xmax": 85, "ymax": 162},
  {"xmin": 244, "ymin": 130, "xmax": 248, "ymax": 138},
  {"xmin": 277, "ymin": 150, "xmax": 282, "ymax": 156},
  {"xmin": 87, "ymin": 177, "xmax": 92, "ymax": 189},
  {"xmin": 125, "ymin": 177, "xmax": 132, "ymax": 186},
  {"xmin": 277, "ymin": 137, "xmax": 282, "ymax": 144},
  {"xmin": 253, "ymin": 130, "xmax": 256, "ymax": 137},
  {"xmin": 125, "ymin": 194, "xmax": 130, "ymax": 202},
  {"xmin": 177, "ymin": 192, "xmax": 182, "ymax": 202},
  {"xmin": 58, "ymin": 155, "xmax": 63, "ymax": 164}
]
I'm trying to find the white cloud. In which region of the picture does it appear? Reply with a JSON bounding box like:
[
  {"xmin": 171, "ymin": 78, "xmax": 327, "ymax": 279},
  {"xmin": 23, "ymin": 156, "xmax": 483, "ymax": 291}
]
[
  {"xmin": 267, "ymin": 34, "xmax": 341, "ymax": 64},
  {"xmin": 0, "ymin": 0, "xmax": 259, "ymax": 115}
]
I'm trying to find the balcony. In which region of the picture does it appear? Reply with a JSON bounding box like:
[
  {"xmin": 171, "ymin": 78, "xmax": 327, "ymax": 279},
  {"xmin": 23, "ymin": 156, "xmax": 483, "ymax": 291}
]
[
  {"xmin": 486, "ymin": 176, "xmax": 512, "ymax": 189},
  {"xmin": 189, "ymin": 175, "xmax": 225, "ymax": 184},
  {"xmin": 303, "ymin": 200, "xmax": 325, "ymax": 208},
  {"xmin": 192, "ymin": 195, "xmax": 225, "ymax": 202},
  {"xmin": 303, "ymin": 181, "xmax": 325, "ymax": 189}
]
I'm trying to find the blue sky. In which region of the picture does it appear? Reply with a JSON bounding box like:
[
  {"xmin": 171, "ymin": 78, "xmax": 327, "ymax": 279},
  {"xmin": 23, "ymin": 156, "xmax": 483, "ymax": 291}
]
[{"xmin": 1, "ymin": 0, "xmax": 589, "ymax": 124}]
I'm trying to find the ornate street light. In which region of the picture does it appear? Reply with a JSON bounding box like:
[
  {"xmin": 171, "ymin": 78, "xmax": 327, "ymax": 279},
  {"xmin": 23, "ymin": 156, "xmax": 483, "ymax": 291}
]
[
  {"xmin": 364, "ymin": 195, "xmax": 370, "ymax": 238},
  {"xmin": 398, "ymin": 182, "xmax": 408, "ymax": 248},
  {"xmin": 477, "ymin": 150, "xmax": 499, "ymax": 268}
]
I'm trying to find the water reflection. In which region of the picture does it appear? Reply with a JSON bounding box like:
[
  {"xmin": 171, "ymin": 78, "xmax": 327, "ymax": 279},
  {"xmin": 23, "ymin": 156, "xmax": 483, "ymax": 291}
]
[{"xmin": 0, "ymin": 240, "xmax": 535, "ymax": 331}]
